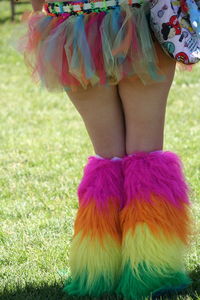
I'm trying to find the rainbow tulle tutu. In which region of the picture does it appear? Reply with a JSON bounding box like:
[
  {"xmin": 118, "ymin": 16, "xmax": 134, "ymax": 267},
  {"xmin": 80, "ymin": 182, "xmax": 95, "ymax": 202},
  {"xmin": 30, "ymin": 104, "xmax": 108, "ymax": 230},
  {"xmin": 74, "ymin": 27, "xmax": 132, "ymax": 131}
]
[{"xmin": 11, "ymin": 0, "xmax": 165, "ymax": 92}]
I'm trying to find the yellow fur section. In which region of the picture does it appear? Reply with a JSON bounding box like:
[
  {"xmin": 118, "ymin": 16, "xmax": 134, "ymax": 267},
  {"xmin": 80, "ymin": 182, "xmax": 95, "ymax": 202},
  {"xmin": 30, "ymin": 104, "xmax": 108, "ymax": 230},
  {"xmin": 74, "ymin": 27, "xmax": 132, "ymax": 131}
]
[
  {"xmin": 122, "ymin": 224, "xmax": 186, "ymax": 272},
  {"xmin": 69, "ymin": 231, "xmax": 121, "ymax": 286}
]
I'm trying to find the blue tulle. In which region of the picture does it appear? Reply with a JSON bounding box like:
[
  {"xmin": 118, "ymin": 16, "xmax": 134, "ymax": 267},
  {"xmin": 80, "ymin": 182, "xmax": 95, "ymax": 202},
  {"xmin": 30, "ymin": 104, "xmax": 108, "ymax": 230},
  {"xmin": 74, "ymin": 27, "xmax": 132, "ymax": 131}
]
[
  {"xmin": 111, "ymin": 6, "xmax": 121, "ymax": 33},
  {"xmin": 72, "ymin": 14, "xmax": 95, "ymax": 79}
]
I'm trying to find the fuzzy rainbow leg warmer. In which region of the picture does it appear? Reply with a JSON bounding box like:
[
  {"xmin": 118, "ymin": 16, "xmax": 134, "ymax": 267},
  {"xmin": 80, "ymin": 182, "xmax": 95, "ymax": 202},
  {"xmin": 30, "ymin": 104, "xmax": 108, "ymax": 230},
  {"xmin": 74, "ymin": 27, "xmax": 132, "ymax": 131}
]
[
  {"xmin": 116, "ymin": 150, "xmax": 192, "ymax": 300},
  {"xmin": 64, "ymin": 155, "xmax": 124, "ymax": 297}
]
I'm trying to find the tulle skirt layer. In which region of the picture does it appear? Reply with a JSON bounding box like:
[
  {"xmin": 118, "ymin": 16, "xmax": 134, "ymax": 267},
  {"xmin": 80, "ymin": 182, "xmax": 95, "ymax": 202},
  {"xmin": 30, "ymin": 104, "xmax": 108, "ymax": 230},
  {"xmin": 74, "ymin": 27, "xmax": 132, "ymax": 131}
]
[{"xmin": 12, "ymin": 0, "xmax": 165, "ymax": 92}]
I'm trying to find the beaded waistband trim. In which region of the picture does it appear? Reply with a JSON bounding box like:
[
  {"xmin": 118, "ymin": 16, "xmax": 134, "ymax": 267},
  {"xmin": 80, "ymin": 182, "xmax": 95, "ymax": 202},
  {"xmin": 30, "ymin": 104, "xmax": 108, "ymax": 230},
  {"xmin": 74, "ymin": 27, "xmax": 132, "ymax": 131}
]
[{"xmin": 43, "ymin": 0, "xmax": 143, "ymax": 16}]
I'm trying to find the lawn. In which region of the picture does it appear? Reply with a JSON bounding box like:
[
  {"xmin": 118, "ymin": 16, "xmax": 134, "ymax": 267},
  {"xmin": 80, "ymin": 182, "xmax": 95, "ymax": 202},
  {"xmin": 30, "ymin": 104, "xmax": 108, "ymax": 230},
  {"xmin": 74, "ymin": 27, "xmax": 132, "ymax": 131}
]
[{"xmin": 0, "ymin": 1, "xmax": 200, "ymax": 299}]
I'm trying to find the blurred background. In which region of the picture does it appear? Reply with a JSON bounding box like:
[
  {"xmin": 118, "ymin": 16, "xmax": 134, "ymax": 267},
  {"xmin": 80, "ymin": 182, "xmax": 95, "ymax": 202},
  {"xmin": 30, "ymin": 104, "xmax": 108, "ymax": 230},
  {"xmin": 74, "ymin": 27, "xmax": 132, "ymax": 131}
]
[
  {"xmin": 1, "ymin": 0, "xmax": 30, "ymax": 22},
  {"xmin": 0, "ymin": 1, "xmax": 200, "ymax": 299}
]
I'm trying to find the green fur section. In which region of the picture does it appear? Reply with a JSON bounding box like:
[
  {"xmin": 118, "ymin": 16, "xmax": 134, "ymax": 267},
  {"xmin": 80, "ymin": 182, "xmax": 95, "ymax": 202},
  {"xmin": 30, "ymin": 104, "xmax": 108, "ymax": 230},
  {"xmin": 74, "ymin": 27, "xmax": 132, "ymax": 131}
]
[
  {"xmin": 152, "ymin": 284, "xmax": 190, "ymax": 299},
  {"xmin": 116, "ymin": 261, "xmax": 192, "ymax": 300},
  {"xmin": 63, "ymin": 271, "xmax": 117, "ymax": 297}
]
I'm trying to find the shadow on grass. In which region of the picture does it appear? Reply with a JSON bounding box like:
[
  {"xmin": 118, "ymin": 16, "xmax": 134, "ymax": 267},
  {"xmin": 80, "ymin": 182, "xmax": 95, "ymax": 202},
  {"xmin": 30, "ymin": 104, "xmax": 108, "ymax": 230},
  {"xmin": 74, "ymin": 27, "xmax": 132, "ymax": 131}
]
[
  {"xmin": 0, "ymin": 267, "xmax": 199, "ymax": 300},
  {"xmin": 0, "ymin": 285, "xmax": 121, "ymax": 300},
  {"xmin": 187, "ymin": 266, "xmax": 200, "ymax": 298},
  {"xmin": 0, "ymin": 16, "xmax": 12, "ymax": 24}
]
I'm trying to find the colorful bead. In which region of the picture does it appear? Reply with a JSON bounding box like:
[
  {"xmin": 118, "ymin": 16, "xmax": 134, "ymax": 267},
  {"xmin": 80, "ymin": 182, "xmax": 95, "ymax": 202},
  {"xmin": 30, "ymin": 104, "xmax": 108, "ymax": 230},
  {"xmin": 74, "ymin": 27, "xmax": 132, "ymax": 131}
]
[{"xmin": 43, "ymin": 0, "xmax": 142, "ymax": 16}]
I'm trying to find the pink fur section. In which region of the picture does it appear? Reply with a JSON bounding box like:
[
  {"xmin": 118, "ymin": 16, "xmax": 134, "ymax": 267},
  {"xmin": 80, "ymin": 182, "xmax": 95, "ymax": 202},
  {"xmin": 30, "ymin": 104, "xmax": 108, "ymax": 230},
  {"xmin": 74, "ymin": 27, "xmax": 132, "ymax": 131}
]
[
  {"xmin": 77, "ymin": 156, "xmax": 124, "ymax": 210},
  {"xmin": 123, "ymin": 151, "xmax": 190, "ymax": 207}
]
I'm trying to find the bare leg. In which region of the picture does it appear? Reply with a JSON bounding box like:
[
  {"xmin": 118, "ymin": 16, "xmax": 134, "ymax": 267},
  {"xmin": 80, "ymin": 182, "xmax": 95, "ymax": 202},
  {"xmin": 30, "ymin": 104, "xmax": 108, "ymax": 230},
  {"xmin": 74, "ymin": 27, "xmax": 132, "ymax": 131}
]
[
  {"xmin": 118, "ymin": 41, "xmax": 176, "ymax": 154},
  {"xmin": 66, "ymin": 85, "xmax": 126, "ymax": 158}
]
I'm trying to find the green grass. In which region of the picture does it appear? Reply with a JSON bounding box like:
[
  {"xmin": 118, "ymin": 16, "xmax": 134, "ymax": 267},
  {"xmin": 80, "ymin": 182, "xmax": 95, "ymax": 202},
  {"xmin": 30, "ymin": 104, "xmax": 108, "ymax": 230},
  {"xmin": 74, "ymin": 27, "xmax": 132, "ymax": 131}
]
[{"xmin": 0, "ymin": 1, "xmax": 200, "ymax": 299}]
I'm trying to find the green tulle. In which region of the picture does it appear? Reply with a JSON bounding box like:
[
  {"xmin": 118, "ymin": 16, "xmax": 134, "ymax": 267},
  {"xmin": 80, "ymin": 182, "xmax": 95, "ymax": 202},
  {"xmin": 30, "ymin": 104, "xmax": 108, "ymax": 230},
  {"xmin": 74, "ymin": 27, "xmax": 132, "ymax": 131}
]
[{"xmin": 116, "ymin": 261, "xmax": 192, "ymax": 300}]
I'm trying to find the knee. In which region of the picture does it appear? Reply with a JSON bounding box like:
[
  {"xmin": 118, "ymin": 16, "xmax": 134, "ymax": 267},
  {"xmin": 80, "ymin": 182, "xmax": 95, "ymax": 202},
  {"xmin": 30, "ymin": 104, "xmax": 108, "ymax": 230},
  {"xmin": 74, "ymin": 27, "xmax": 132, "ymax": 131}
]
[
  {"xmin": 126, "ymin": 143, "xmax": 163, "ymax": 155},
  {"xmin": 95, "ymin": 147, "xmax": 126, "ymax": 159},
  {"xmin": 125, "ymin": 125, "xmax": 164, "ymax": 155}
]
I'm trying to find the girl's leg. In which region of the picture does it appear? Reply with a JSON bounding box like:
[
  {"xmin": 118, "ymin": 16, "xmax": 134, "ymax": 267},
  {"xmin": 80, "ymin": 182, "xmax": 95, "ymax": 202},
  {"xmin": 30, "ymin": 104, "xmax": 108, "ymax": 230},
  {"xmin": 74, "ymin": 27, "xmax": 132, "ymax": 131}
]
[
  {"xmin": 66, "ymin": 85, "xmax": 126, "ymax": 158},
  {"xmin": 118, "ymin": 41, "xmax": 176, "ymax": 154},
  {"xmin": 64, "ymin": 85, "xmax": 126, "ymax": 297},
  {"xmin": 116, "ymin": 42, "xmax": 192, "ymax": 299}
]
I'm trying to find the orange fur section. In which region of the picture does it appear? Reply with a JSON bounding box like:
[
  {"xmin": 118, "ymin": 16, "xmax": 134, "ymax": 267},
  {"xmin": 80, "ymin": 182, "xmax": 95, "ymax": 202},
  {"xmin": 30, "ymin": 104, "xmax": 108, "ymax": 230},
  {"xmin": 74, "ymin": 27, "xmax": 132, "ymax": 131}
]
[
  {"xmin": 73, "ymin": 197, "xmax": 122, "ymax": 248},
  {"xmin": 120, "ymin": 195, "xmax": 191, "ymax": 244}
]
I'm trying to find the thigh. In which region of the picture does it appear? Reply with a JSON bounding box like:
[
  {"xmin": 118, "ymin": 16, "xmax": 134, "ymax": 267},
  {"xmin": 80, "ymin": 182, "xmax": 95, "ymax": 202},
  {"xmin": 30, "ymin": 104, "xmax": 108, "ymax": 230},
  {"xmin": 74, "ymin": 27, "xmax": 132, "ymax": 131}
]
[
  {"xmin": 117, "ymin": 41, "xmax": 176, "ymax": 154},
  {"xmin": 66, "ymin": 85, "xmax": 126, "ymax": 158}
]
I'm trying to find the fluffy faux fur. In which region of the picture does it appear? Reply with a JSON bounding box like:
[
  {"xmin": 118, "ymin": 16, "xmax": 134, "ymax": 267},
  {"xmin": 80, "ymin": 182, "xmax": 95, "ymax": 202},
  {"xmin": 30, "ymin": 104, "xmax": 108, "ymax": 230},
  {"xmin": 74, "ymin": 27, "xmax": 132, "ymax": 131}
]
[
  {"xmin": 117, "ymin": 150, "xmax": 192, "ymax": 300},
  {"xmin": 122, "ymin": 151, "xmax": 190, "ymax": 207},
  {"xmin": 64, "ymin": 155, "xmax": 124, "ymax": 297},
  {"xmin": 78, "ymin": 155, "xmax": 125, "ymax": 209}
]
